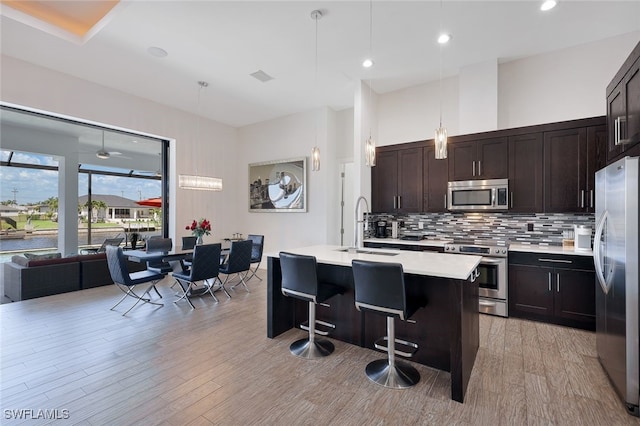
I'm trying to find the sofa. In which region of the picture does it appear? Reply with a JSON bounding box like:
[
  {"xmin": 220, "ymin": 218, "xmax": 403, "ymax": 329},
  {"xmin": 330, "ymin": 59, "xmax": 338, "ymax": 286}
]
[{"xmin": 3, "ymin": 252, "xmax": 147, "ymax": 302}]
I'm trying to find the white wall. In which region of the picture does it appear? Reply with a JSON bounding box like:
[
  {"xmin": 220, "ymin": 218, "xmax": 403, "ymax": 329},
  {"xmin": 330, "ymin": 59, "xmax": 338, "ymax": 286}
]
[
  {"xmin": 498, "ymin": 31, "xmax": 640, "ymax": 129},
  {"xmin": 237, "ymin": 107, "xmax": 341, "ymax": 255},
  {"xmin": 377, "ymin": 76, "xmax": 459, "ymax": 146},
  {"xmin": 459, "ymin": 59, "xmax": 498, "ymax": 134},
  {"xmin": 0, "ymin": 55, "xmax": 239, "ymax": 244}
]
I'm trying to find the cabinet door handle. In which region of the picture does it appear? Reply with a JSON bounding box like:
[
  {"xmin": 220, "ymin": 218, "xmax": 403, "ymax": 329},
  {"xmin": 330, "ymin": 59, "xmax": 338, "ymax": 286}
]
[
  {"xmin": 472, "ymin": 161, "xmax": 476, "ymax": 177},
  {"xmin": 581, "ymin": 190, "xmax": 585, "ymax": 209},
  {"xmin": 444, "ymin": 194, "xmax": 447, "ymax": 209},
  {"xmin": 393, "ymin": 196, "xmax": 397, "ymax": 209},
  {"xmin": 548, "ymin": 272, "xmax": 552, "ymax": 292},
  {"xmin": 590, "ymin": 190, "xmax": 594, "ymax": 209},
  {"xmin": 538, "ymin": 258, "xmax": 572, "ymax": 264},
  {"xmin": 510, "ymin": 192, "xmax": 514, "ymax": 208},
  {"xmin": 615, "ymin": 117, "xmax": 620, "ymax": 145},
  {"xmin": 398, "ymin": 196, "xmax": 402, "ymax": 209},
  {"xmin": 478, "ymin": 160, "xmax": 482, "ymax": 176},
  {"xmin": 557, "ymin": 273, "xmax": 560, "ymax": 293}
]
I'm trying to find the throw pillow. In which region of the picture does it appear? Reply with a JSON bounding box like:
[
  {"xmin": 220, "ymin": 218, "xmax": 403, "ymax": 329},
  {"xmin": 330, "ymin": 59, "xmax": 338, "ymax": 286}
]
[{"xmin": 24, "ymin": 252, "xmax": 62, "ymax": 261}]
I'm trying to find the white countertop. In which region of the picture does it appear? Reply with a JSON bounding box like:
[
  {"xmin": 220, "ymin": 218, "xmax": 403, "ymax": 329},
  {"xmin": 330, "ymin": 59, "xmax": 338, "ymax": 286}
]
[
  {"xmin": 364, "ymin": 238, "xmax": 452, "ymax": 248},
  {"xmin": 267, "ymin": 244, "xmax": 481, "ymax": 280},
  {"xmin": 509, "ymin": 243, "xmax": 593, "ymax": 257}
]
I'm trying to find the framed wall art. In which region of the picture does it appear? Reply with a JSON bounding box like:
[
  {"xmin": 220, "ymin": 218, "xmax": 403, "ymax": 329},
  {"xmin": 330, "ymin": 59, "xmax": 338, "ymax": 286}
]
[{"xmin": 248, "ymin": 157, "xmax": 307, "ymax": 212}]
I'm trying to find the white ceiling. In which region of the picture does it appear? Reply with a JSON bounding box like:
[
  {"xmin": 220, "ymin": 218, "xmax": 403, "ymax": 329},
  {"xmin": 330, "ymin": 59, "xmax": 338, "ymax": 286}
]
[{"xmin": 1, "ymin": 1, "xmax": 640, "ymax": 128}]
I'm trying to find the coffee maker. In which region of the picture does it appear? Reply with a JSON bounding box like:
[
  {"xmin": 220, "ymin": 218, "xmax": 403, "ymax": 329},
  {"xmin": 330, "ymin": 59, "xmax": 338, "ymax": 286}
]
[{"xmin": 375, "ymin": 221, "xmax": 388, "ymax": 238}]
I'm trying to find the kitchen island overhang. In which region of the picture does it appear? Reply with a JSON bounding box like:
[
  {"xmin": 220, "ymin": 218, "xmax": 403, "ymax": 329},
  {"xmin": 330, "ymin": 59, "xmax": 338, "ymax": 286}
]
[{"xmin": 266, "ymin": 245, "xmax": 482, "ymax": 403}]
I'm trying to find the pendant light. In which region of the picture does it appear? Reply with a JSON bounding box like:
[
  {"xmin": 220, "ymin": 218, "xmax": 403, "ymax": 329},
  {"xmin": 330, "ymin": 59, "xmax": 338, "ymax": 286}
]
[
  {"xmin": 311, "ymin": 10, "xmax": 322, "ymax": 172},
  {"xmin": 434, "ymin": 0, "xmax": 449, "ymax": 160},
  {"xmin": 179, "ymin": 81, "xmax": 223, "ymax": 191},
  {"xmin": 364, "ymin": 0, "xmax": 376, "ymax": 167}
]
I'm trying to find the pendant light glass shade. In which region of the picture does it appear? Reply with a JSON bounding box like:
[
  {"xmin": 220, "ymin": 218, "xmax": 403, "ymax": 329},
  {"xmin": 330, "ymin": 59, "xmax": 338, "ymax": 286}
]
[
  {"xmin": 365, "ymin": 136, "xmax": 376, "ymax": 167},
  {"xmin": 311, "ymin": 146, "xmax": 321, "ymax": 171},
  {"xmin": 179, "ymin": 174, "xmax": 223, "ymax": 191},
  {"xmin": 434, "ymin": 126, "xmax": 448, "ymax": 159}
]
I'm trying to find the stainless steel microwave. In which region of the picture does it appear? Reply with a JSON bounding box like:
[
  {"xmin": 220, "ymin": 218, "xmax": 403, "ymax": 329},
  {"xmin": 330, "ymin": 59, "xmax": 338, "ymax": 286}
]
[{"xmin": 447, "ymin": 179, "xmax": 509, "ymax": 211}]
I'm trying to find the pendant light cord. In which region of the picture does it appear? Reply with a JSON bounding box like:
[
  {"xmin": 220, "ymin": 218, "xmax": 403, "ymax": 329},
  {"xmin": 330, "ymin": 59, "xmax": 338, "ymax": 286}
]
[
  {"xmin": 368, "ymin": 0, "xmax": 373, "ymax": 139},
  {"xmin": 439, "ymin": 0, "xmax": 443, "ymax": 128}
]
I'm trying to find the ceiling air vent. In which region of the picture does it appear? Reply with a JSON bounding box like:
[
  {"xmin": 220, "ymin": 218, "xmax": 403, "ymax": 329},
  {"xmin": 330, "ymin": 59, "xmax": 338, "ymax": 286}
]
[{"xmin": 250, "ymin": 70, "xmax": 274, "ymax": 83}]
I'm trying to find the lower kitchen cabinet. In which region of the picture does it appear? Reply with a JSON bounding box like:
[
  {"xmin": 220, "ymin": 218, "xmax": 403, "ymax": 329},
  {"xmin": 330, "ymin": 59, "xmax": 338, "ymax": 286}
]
[{"xmin": 509, "ymin": 252, "xmax": 595, "ymax": 330}]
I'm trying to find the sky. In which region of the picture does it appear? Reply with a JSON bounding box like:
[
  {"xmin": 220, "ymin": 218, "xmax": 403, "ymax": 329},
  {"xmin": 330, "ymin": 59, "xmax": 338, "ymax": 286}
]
[{"xmin": 1, "ymin": 151, "xmax": 161, "ymax": 205}]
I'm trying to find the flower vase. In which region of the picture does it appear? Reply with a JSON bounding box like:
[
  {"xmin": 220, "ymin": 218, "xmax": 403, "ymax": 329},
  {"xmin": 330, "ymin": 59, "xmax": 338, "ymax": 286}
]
[{"xmin": 196, "ymin": 236, "xmax": 203, "ymax": 245}]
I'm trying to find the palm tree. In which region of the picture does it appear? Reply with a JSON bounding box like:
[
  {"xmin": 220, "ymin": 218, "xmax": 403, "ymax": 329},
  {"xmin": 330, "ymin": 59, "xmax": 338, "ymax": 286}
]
[
  {"xmin": 85, "ymin": 199, "xmax": 108, "ymax": 222},
  {"xmin": 45, "ymin": 197, "xmax": 58, "ymax": 220}
]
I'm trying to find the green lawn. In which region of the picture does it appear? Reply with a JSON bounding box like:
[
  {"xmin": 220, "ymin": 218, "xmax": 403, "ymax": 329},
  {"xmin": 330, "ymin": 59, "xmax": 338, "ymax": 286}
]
[{"xmin": 4, "ymin": 219, "xmax": 158, "ymax": 231}]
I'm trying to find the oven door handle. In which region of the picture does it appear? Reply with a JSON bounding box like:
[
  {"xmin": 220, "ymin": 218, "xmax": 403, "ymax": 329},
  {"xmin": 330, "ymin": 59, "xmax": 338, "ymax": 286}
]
[
  {"xmin": 480, "ymin": 258, "xmax": 505, "ymax": 264},
  {"xmin": 479, "ymin": 300, "xmax": 497, "ymax": 307}
]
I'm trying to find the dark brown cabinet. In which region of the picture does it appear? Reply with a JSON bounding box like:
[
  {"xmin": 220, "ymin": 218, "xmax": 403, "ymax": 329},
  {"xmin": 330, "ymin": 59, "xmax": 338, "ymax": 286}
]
[
  {"xmin": 586, "ymin": 125, "xmax": 607, "ymax": 212},
  {"xmin": 508, "ymin": 133, "xmax": 543, "ymax": 212},
  {"xmin": 372, "ymin": 146, "xmax": 423, "ymax": 213},
  {"xmin": 606, "ymin": 41, "xmax": 640, "ymax": 164},
  {"xmin": 543, "ymin": 128, "xmax": 588, "ymax": 212},
  {"xmin": 423, "ymin": 143, "xmax": 448, "ymax": 212},
  {"xmin": 448, "ymin": 137, "xmax": 508, "ymax": 181},
  {"xmin": 509, "ymin": 252, "xmax": 595, "ymax": 330}
]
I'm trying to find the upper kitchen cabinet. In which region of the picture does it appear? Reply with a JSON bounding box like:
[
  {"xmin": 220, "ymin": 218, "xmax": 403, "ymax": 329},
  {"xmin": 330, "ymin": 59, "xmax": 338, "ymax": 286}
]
[
  {"xmin": 448, "ymin": 137, "xmax": 508, "ymax": 181},
  {"xmin": 508, "ymin": 133, "xmax": 543, "ymax": 212},
  {"xmin": 606, "ymin": 41, "xmax": 640, "ymax": 163},
  {"xmin": 423, "ymin": 142, "xmax": 448, "ymax": 212},
  {"xmin": 543, "ymin": 127, "xmax": 587, "ymax": 213},
  {"xmin": 586, "ymin": 125, "xmax": 607, "ymax": 212},
  {"xmin": 371, "ymin": 146, "xmax": 423, "ymax": 213}
]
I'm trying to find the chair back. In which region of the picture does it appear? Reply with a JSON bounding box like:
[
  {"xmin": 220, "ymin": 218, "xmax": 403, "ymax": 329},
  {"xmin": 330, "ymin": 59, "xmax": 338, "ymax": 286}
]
[
  {"xmin": 146, "ymin": 237, "xmax": 172, "ymax": 252},
  {"xmin": 98, "ymin": 237, "xmax": 124, "ymax": 253},
  {"xmin": 247, "ymin": 234, "xmax": 264, "ymax": 262},
  {"xmin": 279, "ymin": 252, "xmax": 318, "ymax": 302},
  {"xmin": 105, "ymin": 245, "xmax": 132, "ymax": 287},
  {"xmin": 182, "ymin": 236, "xmax": 197, "ymax": 250},
  {"xmin": 351, "ymin": 260, "xmax": 408, "ymax": 320},
  {"xmin": 189, "ymin": 243, "xmax": 222, "ymax": 281},
  {"xmin": 223, "ymin": 240, "xmax": 253, "ymax": 274}
]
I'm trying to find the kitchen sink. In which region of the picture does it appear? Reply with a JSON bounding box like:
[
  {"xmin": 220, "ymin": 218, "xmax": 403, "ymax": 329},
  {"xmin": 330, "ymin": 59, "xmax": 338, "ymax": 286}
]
[{"xmin": 335, "ymin": 248, "xmax": 398, "ymax": 256}]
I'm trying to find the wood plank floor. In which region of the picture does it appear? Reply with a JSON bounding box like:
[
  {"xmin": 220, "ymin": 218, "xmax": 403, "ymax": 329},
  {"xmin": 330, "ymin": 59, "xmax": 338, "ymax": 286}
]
[{"xmin": 1, "ymin": 271, "xmax": 639, "ymax": 425}]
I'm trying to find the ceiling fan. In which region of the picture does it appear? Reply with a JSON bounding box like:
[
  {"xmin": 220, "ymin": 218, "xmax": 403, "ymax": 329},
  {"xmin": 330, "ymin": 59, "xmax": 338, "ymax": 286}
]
[{"xmin": 95, "ymin": 130, "xmax": 128, "ymax": 160}]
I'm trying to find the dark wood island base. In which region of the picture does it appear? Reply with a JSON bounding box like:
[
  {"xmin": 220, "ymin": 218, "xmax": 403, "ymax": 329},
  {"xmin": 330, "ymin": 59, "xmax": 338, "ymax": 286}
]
[{"xmin": 267, "ymin": 256, "xmax": 479, "ymax": 403}]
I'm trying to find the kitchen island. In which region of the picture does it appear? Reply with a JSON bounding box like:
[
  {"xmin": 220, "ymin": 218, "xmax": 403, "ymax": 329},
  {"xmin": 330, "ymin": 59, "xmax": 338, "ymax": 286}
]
[{"xmin": 266, "ymin": 245, "xmax": 482, "ymax": 403}]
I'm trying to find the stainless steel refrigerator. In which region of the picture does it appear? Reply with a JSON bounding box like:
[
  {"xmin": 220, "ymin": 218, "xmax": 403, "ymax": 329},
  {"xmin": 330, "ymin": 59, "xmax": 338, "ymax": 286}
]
[{"xmin": 594, "ymin": 156, "xmax": 639, "ymax": 416}]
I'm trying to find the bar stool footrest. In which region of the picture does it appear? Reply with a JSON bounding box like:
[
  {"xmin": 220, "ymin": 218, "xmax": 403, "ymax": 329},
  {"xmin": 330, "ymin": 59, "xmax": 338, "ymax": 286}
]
[
  {"xmin": 374, "ymin": 336, "xmax": 418, "ymax": 358},
  {"xmin": 300, "ymin": 319, "xmax": 336, "ymax": 336}
]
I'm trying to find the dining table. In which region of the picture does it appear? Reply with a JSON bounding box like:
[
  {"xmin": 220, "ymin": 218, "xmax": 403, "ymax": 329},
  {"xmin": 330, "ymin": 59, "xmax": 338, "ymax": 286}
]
[{"xmin": 126, "ymin": 247, "xmax": 230, "ymax": 265}]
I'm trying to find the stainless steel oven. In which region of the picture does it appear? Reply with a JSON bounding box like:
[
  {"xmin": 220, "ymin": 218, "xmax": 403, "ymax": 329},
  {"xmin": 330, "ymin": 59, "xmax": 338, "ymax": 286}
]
[{"xmin": 444, "ymin": 242, "xmax": 508, "ymax": 317}]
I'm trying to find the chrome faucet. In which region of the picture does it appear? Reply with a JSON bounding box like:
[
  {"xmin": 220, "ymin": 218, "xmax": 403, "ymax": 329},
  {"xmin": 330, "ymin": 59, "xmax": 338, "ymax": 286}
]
[{"xmin": 352, "ymin": 196, "xmax": 370, "ymax": 250}]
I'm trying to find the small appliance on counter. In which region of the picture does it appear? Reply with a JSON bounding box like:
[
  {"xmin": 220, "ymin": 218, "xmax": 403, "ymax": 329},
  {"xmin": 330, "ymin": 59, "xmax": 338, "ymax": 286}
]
[
  {"xmin": 375, "ymin": 221, "xmax": 388, "ymax": 238},
  {"xmin": 391, "ymin": 221, "xmax": 399, "ymax": 239},
  {"xmin": 574, "ymin": 225, "xmax": 591, "ymax": 251}
]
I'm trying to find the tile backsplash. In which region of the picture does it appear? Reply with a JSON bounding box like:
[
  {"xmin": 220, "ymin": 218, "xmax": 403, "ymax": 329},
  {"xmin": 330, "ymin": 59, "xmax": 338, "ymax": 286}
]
[{"xmin": 367, "ymin": 212, "xmax": 595, "ymax": 246}]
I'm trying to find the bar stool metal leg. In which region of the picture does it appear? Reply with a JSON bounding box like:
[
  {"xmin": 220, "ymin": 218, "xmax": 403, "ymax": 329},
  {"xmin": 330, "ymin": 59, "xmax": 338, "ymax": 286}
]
[
  {"xmin": 289, "ymin": 301, "xmax": 335, "ymax": 358},
  {"xmin": 365, "ymin": 316, "xmax": 420, "ymax": 388}
]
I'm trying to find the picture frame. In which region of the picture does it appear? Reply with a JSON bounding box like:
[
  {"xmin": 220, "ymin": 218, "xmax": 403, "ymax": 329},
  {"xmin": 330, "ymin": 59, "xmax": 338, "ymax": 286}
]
[{"xmin": 248, "ymin": 157, "xmax": 307, "ymax": 212}]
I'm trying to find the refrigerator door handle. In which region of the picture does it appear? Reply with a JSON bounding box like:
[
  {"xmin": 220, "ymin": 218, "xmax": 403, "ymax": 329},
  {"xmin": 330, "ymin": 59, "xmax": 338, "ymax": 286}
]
[{"xmin": 593, "ymin": 210, "xmax": 610, "ymax": 294}]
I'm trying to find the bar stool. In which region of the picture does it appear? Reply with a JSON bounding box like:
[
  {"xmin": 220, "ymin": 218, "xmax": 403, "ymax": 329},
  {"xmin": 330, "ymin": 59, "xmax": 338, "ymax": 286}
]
[
  {"xmin": 352, "ymin": 259, "xmax": 425, "ymax": 389},
  {"xmin": 279, "ymin": 252, "xmax": 343, "ymax": 359}
]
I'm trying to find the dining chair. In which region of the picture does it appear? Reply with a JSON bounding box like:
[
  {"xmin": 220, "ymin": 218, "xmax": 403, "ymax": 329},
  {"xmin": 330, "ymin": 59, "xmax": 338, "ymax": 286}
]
[
  {"xmin": 145, "ymin": 236, "xmax": 174, "ymax": 275},
  {"xmin": 219, "ymin": 239, "xmax": 253, "ymax": 293},
  {"xmin": 171, "ymin": 243, "xmax": 229, "ymax": 308},
  {"xmin": 180, "ymin": 236, "xmax": 198, "ymax": 270},
  {"xmin": 105, "ymin": 245, "xmax": 165, "ymax": 315},
  {"xmin": 245, "ymin": 234, "xmax": 264, "ymax": 282}
]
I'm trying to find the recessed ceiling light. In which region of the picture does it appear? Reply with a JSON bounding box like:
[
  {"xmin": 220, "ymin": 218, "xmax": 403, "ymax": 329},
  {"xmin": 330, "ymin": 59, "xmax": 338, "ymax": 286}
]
[
  {"xmin": 362, "ymin": 58, "xmax": 374, "ymax": 68},
  {"xmin": 540, "ymin": 0, "xmax": 557, "ymax": 11},
  {"xmin": 147, "ymin": 46, "xmax": 168, "ymax": 58},
  {"xmin": 437, "ymin": 33, "xmax": 451, "ymax": 44}
]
